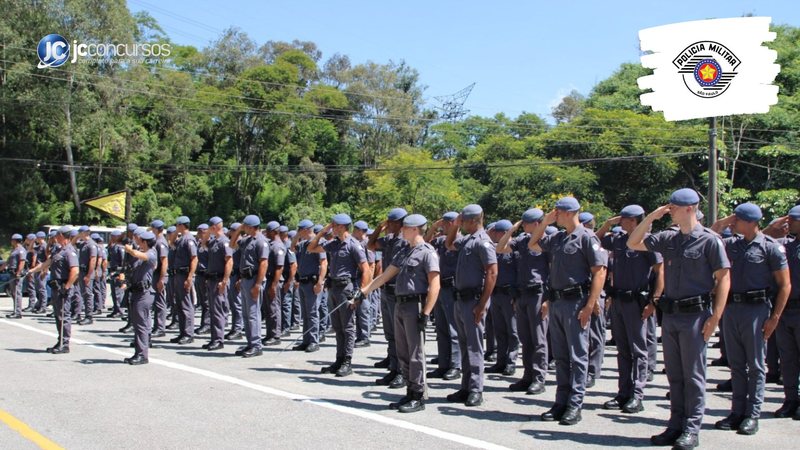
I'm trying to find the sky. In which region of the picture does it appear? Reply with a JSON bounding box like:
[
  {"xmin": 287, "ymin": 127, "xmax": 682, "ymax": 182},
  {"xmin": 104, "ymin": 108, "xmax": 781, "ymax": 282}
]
[{"xmin": 126, "ymin": 0, "xmax": 800, "ymax": 121}]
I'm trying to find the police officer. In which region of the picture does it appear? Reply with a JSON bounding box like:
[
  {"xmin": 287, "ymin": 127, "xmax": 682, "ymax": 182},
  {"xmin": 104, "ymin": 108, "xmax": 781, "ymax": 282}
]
[
  {"xmin": 357, "ymin": 214, "xmax": 440, "ymax": 412},
  {"xmin": 353, "ymin": 220, "xmax": 375, "ymax": 347},
  {"xmin": 579, "ymin": 212, "xmax": 605, "ymax": 388},
  {"xmin": 279, "ymin": 225, "xmax": 298, "ymax": 333},
  {"xmin": 709, "ymin": 203, "xmax": 790, "ymax": 435},
  {"xmin": 526, "ymin": 197, "xmax": 607, "ymax": 425},
  {"xmin": 122, "ymin": 230, "xmax": 158, "ymax": 365},
  {"xmin": 425, "ymin": 211, "xmax": 462, "ymax": 381},
  {"xmin": 148, "ymin": 220, "xmax": 169, "ymax": 338},
  {"xmin": 308, "ymin": 214, "xmax": 370, "ymax": 377},
  {"xmin": 313, "ymin": 224, "xmax": 331, "ymax": 341},
  {"xmin": 628, "ymin": 188, "xmax": 731, "ymax": 449},
  {"xmin": 291, "ymin": 219, "xmax": 328, "ymax": 353},
  {"xmin": 30, "ymin": 231, "xmax": 49, "ymax": 314},
  {"xmin": 444, "ymin": 204, "xmax": 497, "ymax": 407},
  {"xmin": 232, "ymin": 215, "xmax": 269, "ymax": 358},
  {"xmin": 165, "ymin": 226, "xmax": 179, "ymax": 330},
  {"xmin": 203, "ymin": 216, "xmax": 233, "ymax": 351},
  {"xmin": 92, "ymin": 234, "xmax": 107, "ymax": 315},
  {"xmin": 106, "ymin": 230, "xmax": 126, "ymax": 318},
  {"xmin": 487, "ymin": 219, "xmax": 519, "ymax": 376},
  {"xmin": 195, "ymin": 223, "xmax": 211, "ymax": 335},
  {"xmin": 22, "ymin": 234, "xmax": 37, "ymax": 312},
  {"xmin": 496, "ymin": 208, "xmax": 550, "ymax": 395},
  {"xmin": 368, "ymin": 208, "xmax": 409, "ymax": 388},
  {"xmin": 595, "ymin": 205, "xmax": 664, "ymax": 414},
  {"xmin": 5, "ymin": 233, "xmax": 27, "ymax": 319},
  {"xmin": 225, "ymin": 222, "xmax": 244, "ymax": 340},
  {"xmin": 263, "ymin": 221, "xmax": 286, "ymax": 345},
  {"xmin": 170, "ymin": 216, "xmax": 198, "ymax": 345},
  {"xmin": 35, "ymin": 226, "xmax": 78, "ymax": 353},
  {"xmin": 75, "ymin": 225, "xmax": 98, "ymax": 325}
]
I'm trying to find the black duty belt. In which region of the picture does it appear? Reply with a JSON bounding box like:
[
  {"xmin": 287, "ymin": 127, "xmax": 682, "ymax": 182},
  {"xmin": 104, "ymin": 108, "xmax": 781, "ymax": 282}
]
[
  {"xmin": 455, "ymin": 287, "xmax": 482, "ymax": 301},
  {"xmin": 384, "ymin": 283, "xmax": 396, "ymax": 295},
  {"xmin": 330, "ymin": 277, "xmax": 353, "ymax": 287},
  {"xmin": 167, "ymin": 268, "xmax": 176, "ymax": 276},
  {"xmin": 175, "ymin": 267, "xmax": 190, "ymax": 275},
  {"xmin": 728, "ymin": 290, "xmax": 769, "ymax": 305},
  {"xmin": 79, "ymin": 265, "xmax": 88, "ymax": 271},
  {"xmin": 240, "ymin": 267, "xmax": 255, "ymax": 279},
  {"xmin": 206, "ymin": 272, "xmax": 223, "ymax": 281},
  {"xmin": 128, "ymin": 281, "xmax": 152, "ymax": 294},
  {"xmin": 196, "ymin": 269, "xmax": 207, "ymax": 277},
  {"xmin": 659, "ymin": 295, "xmax": 711, "ymax": 314},
  {"xmin": 522, "ymin": 283, "xmax": 544, "ymax": 295},
  {"xmin": 440, "ymin": 276, "xmax": 455, "ymax": 288},
  {"xmin": 550, "ymin": 283, "xmax": 590, "ymax": 302},
  {"xmin": 396, "ymin": 294, "xmax": 426, "ymax": 303},
  {"xmin": 493, "ymin": 284, "xmax": 515, "ymax": 296},
  {"xmin": 297, "ymin": 275, "xmax": 319, "ymax": 284},
  {"xmin": 613, "ymin": 289, "xmax": 649, "ymax": 302}
]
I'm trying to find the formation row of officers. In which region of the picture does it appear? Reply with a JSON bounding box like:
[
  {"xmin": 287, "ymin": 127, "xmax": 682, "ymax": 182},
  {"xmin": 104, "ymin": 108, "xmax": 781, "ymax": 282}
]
[{"xmin": 5, "ymin": 187, "xmax": 800, "ymax": 450}]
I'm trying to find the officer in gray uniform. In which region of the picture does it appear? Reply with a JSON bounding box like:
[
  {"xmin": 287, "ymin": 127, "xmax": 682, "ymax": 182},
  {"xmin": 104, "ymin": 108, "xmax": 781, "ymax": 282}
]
[
  {"xmin": 203, "ymin": 216, "xmax": 233, "ymax": 351},
  {"xmin": 496, "ymin": 208, "xmax": 550, "ymax": 395},
  {"xmin": 170, "ymin": 216, "xmax": 198, "ymax": 345},
  {"xmin": 308, "ymin": 214, "xmax": 370, "ymax": 377},
  {"xmin": 76, "ymin": 225, "xmax": 98, "ymax": 325},
  {"xmin": 195, "ymin": 223, "xmax": 211, "ymax": 335},
  {"xmin": 444, "ymin": 204, "xmax": 498, "ymax": 407},
  {"xmin": 232, "ymin": 215, "xmax": 269, "ymax": 357},
  {"xmin": 426, "ymin": 211, "xmax": 462, "ymax": 381},
  {"xmin": 595, "ymin": 205, "xmax": 664, "ymax": 414},
  {"xmin": 353, "ymin": 220, "xmax": 374, "ymax": 347},
  {"xmin": 357, "ymin": 214, "xmax": 440, "ymax": 413},
  {"xmin": 487, "ymin": 219, "xmax": 519, "ymax": 376},
  {"xmin": 291, "ymin": 219, "xmax": 328, "ymax": 353},
  {"xmin": 226, "ymin": 223, "xmax": 244, "ymax": 340},
  {"xmin": 122, "ymin": 230, "xmax": 158, "ymax": 365},
  {"xmin": 263, "ymin": 221, "xmax": 286, "ymax": 345},
  {"xmin": 279, "ymin": 225, "xmax": 298, "ymax": 332},
  {"xmin": 31, "ymin": 232, "xmax": 49, "ymax": 313},
  {"xmin": 91, "ymin": 234, "xmax": 107, "ymax": 315},
  {"xmin": 106, "ymin": 230, "xmax": 125, "ymax": 318},
  {"xmin": 40, "ymin": 226, "xmax": 79, "ymax": 353},
  {"xmin": 628, "ymin": 188, "xmax": 731, "ymax": 450},
  {"xmin": 527, "ymin": 197, "xmax": 607, "ymax": 425},
  {"xmin": 772, "ymin": 205, "xmax": 800, "ymax": 419},
  {"xmin": 23, "ymin": 234, "xmax": 37, "ymax": 312},
  {"xmin": 6, "ymin": 234, "xmax": 27, "ymax": 318},
  {"xmin": 709, "ymin": 203, "xmax": 790, "ymax": 435},
  {"xmin": 148, "ymin": 220, "xmax": 169, "ymax": 338},
  {"xmin": 579, "ymin": 212, "xmax": 605, "ymax": 388},
  {"xmin": 165, "ymin": 226, "xmax": 179, "ymax": 329}
]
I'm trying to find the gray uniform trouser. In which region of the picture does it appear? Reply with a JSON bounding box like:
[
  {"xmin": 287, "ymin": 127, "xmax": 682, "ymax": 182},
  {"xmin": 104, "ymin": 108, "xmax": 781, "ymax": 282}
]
[
  {"xmin": 318, "ymin": 290, "xmax": 330, "ymax": 340},
  {"xmin": 485, "ymin": 308, "xmax": 496, "ymax": 355},
  {"xmin": 227, "ymin": 274, "xmax": 243, "ymax": 332},
  {"xmin": 33, "ymin": 275, "xmax": 47, "ymax": 310},
  {"xmin": 206, "ymin": 278, "xmax": 228, "ymax": 343},
  {"xmin": 53, "ymin": 285, "xmax": 73, "ymax": 346},
  {"xmin": 395, "ymin": 300, "xmax": 426, "ymax": 394},
  {"xmin": 588, "ymin": 296, "xmax": 606, "ymax": 379},
  {"xmin": 454, "ymin": 294, "xmax": 485, "ymax": 393},
  {"xmin": 291, "ymin": 285, "xmax": 301, "ymax": 328},
  {"xmin": 724, "ymin": 302, "xmax": 770, "ymax": 418},
  {"xmin": 130, "ymin": 290, "xmax": 155, "ymax": 359},
  {"xmin": 330, "ymin": 282, "xmax": 356, "ymax": 359},
  {"xmin": 152, "ymin": 276, "xmax": 168, "ymax": 333},
  {"xmin": 356, "ymin": 286, "xmax": 372, "ymax": 341},
  {"xmin": 550, "ymin": 295, "xmax": 590, "ymax": 409},
  {"xmin": 516, "ymin": 288, "xmax": 548, "ymax": 384},
  {"xmin": 264, "ymin": 280, "xmax": 282, "ymax": 340},
  {"xmin": 491, "ymin": 290, "xmax": 519, "ymax": 368},
  {"xmin": 299, "ymin": 281, "xmax": 321, "ymax": 346},
  {"xmin": 10, "ymin": 278, "xmax": 23, "ymax": 315},
  {"xmin": 173, "ymin": 273, "xmax": 194, "ymax": 337},
  {"xmin": 370, "ymin": 290, "xmax": 381, "ymax": 327},
  {"xmin": 92, "ymin": 277, "xmax": 105, "ymax": 312},
  {"xmin": 381, "ymin": 287, "xmax": 398, "ymax": 370},
  {"xmin": 434, "ymin": 285, "xmax": 461, "ymax": 371},
  {"xmin": 196, "ymin": 275, "xmax": 210, "ymax": 328},
  {"xmin": 662, "ymin": 309, "xmax": 711, "ymax": 434},
  {"xmin": 110, "ymin": 276, "xmax": 124, "ymax": 313},
  {"xmin": 281, "ymin": 284, "xmax": 296, "ymax": 331},
  {"xmin": 776, "ymin": 306, "xmax": 800, "ymax": 402},
  {"xmin": 26, "ymin": 276, "xmax": 37, "ymax": 308},
  {"xmin": 240, "ymin": 277, "xmax": 263, "ymax": 349},
  {"xmin": 610, "ymin": 298, "xmax": 648, "ymax": 401},
  {"xmin": 647, "ymin": 314, "xmax": 658, "ymax": 374},
  {"xmin": 79, "ymin": 273, "xmax": 95, "ymax": 317}
]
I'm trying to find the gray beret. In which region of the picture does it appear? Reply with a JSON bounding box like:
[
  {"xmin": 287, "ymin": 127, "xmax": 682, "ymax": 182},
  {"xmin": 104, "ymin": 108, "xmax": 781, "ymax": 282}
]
[
  {"xmin": 403, "ymin": 214, "xmax": 427, "ymax": 227},
  {"xmin": 669, "ymin": 188, "xmax": 700, "ymax": 206},
  {"xmin": 734, "ymin": 203, "xmax": 762, "ymax": 222},
  {"xmin": 555, "ymin": 197, "xmax": 580, "ymax": 212}
]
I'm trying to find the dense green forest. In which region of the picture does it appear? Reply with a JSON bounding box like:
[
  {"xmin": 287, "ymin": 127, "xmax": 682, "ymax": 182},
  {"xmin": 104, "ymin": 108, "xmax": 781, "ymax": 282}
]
[{"xmin": 1, "ymin": 0, "xmax": 799, "ymax": 234}]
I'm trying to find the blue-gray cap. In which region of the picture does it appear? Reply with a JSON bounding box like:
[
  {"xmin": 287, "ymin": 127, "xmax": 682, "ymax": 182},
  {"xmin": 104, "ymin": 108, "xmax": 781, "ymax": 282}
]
[
  {"xmin": 298, "ymin": 219, "xmax": 313, "ymax": 230},
  {"xmin": 288, "ymin": 230, "xmax": 297, "ymax": 238},
  {"xmin": 442, "ymin": 211, "xmax": 458, "ymax": 221},
  {"xmin": 97, "ymin": 236, "xmax": 104, "ymax": 243},
  {"xmin": 522, "ymin": 208, "xmax": 544, "ymax": 223},
  {"xmin": 230, "ymin": 222, "xmax": 241, "ymax": 231},
  {"xmin": 403, "ymin": 214, "xmax": 427, "ymax": 227},
  {"xmin": 387, "ymin": 208, "xmax": 408, "ymax": 221},
  {"xmin": 278, "ymin": 225, "xmax": 289, "ymax": 233},
  {"xmin": 166, "ymin": 226, "xmax": 176, "ymax": 234},
  {"xmin": 620, "ymin": 204, "xmax": 645, "ymax": 217},
  {"xmin": 461, "ymin": 204, "xmax": 483, "ymax": 219},
  {"xmin": 49, "ymin": 230, "xmax": 59, "ymax": 237},
  {"xmin": 734, "ymin": 202, "xmax": 762, "ymax": 222},
  {"xmin": 11, "ymin": 233, "xmax": 23, "ymax": 240},
  {"xmin": 313, "ymin": 224, "xmax": 323, "ymax": 233},
  {"xmin": 111, "ymin": 230, "xmax": 122, "ymax": 237},
  {"xmin": 140, "ymin": 231, "xmax": 156, "ymax": 240},
  {"xmin": 579, "ymin": 212, "xmax": 594, "ymax": 224},
  {"xmin": 69, "ymin": 229, "xmax": 79, "ymax": 237},
  {"xmin": 58, "ymin": 225, "xmax": 72, "ymax": 235},
  {"xmin": 555, "ymin": 197, "xmax": 580, "ymax": 212},
  {"xmin": 90, "ymin": 233, "xmax": 100, "ymax": 240},
  {"xmin": 208, "ymin": 216, "xmax": 222, "ymax": 226},
  {"xmin": 545, "ymin": 226, "xmax": 559, "ymax": 235},
  {"xmin": 611, "ymin": 226, "xmax": 623, "ymax": 234},
  {"xmin": 175, "ymin": 216, "xmax": 191, "ymax": 226},
  {"xmin": 669, "ymin": 188, "xmax": 700, "ymax": 206},
  {"xmin": 127, "ymin": 223, "xmax": 138, "ymax": 231},
  {"xmin": 266, "ymin": 221, "xmax": 280, "ymax": 231},
  {"xmin": 78, "ymin": 225, "xmax": 90, "ymax": 232},
  {"xmin": 367, "ymin": 228, "xmax": 374, "ymax": 235},
  {"xmin": 150, "ymin": 219, "xmax": 165, "ymax": 229},
  {"xmin": 494, "ymin": 219, "xmax": 513, "ymax": 232},
  {"xmin": 486, "ymin": 222, "xmax": 496, "ymax": 231},
  {"xmin": 243, "ymin": 215, "xmax": 261, "ymax": 227},
  {"xmin": 332, "ymin": 214, "xmax": 352, "ymax": 225},
  {"xmin": 222, "ymin": 227, "xmax": 228, "ymax": 234},
  {"xmin": 26, "ymin": 233, "xmax": 36, "ymax": 240},
  {"xmin": 133, "ymin": 227, "xmax": 145, "ymax": 236},
  {"xmin": 354, "ymin": 220, "xmax": 369, "ymax": 231},
  {"xmin": 788, "ymin": 205, "xmax": 800, "ymax": 220},
  {"xmin": 36, "ymin": 231, "xmax": 46, "ymax": 238},
  {"xmin": 197, "ymin": 223, "xmax": 209, "ymax": 231}
]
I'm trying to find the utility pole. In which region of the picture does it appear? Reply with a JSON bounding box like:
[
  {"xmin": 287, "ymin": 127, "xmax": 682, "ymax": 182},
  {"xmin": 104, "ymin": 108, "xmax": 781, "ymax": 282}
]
[{"xmin": 707, "ymin": 116, "xmax": 718, "ymax": 223}]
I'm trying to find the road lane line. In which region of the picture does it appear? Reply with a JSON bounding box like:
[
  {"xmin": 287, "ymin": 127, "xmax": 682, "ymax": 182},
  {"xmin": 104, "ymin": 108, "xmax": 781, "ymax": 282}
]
[{"xmin": 0, "ymin": 407, "xmax": 65, "ymax": 450}]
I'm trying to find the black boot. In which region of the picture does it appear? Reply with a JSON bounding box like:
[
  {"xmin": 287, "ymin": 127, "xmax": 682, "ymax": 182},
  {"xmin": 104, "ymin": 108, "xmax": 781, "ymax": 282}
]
[
  {"xmin": 321, "ymin": 358, "xmax": 343, "ymax": 374},
  {"xmin": 398, "ymin": 391, "xmax": 425, "ymax": 413},
  {"xmin": 335, "ymin": 356, "xmax": 353, "ymax": 377},
  {"xmin": 389, "ymin": 388, "xmax": 412, "ymax": 409}
]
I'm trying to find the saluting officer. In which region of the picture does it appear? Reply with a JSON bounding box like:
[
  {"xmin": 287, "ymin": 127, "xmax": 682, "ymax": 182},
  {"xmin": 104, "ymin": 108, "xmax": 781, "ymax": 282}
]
[
  {"xmin": 122, "ymin": 230, "xmax": 158, "ymax": 365},
  {"xmin": 579, "ymin": 212, "xmax": 605, "ymax": 388},
  {"xmin": 232, "ymin": 215, "xmax": 269, "ymax": 358},
  {"xmin": 203, "ymin": 216, "xmax": 233, "ymax": 351},
  {"xmin": 353, "ymin": 220, "xmax": 375, "ymax": 347},
  {"xmin": 710, "ymin": 203, "xmax": 790, "ymax": 435},
  {"xmin": 487, "ymin": 219, "xmax": 519, "ymax": 376},
  {"xmin": 149, "ymin": 220, "xmax": 169, "ymax": 338},
  {"xmin": 357, "ymin": 214, "xmax": 440, "ymax": 413},
  {"xmin": 225, "ymin": 222, "xmax": 244, "ymax": 341},
  {"xmin": 291, "ymin": 219, "xmax": 328, "ymax": 353},
  {"xmin": 496, "ymin": 208, "xmax": 550, "ymax": 395},
  {"xmin": 628, "ymin": 188, "xmax": 731, "ymax": 449},
  {"xmin": 527, "ymin": 197, "xmax": 607, "ymax": 425},
  {"xmin": 308, "ymin": 214, "xmax": 370, "ymax": 377},
  {"xmin": 263, "ymin": 221, "xmax": 286, "ymax": 345},
  {"xmin": 444, "ymin": 204, "xmax": 497, "ymax": 407},
  {"xmin": 6, "ymin": 233, "xmax": 27, "ymax": 319},
  {"xmin": 595, "ymin": 205, "xmax": 664, "ymax": 414},
  {"xmin": 195, "ymin": 223, "xmax": 211, "ymax": 335},
  {"xmin": 170, "ymin": 216, "xmax": 198, "ymax": 345}
]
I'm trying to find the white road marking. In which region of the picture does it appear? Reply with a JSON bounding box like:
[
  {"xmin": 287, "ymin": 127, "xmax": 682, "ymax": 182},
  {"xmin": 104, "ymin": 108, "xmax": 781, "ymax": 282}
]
[{"xmin": 1, "ymin": 319, "xmax": 511, "ymax": 450}]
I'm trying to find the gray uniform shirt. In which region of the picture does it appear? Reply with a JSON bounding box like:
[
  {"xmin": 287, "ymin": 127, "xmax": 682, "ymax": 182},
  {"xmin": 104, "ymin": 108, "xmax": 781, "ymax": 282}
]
[
  {"xmin": 78, "ymin": 240, "xmax": 98, "ymax": 275},
  {"xmin": 432, "ymin": 234, "xmax": 459, "ymax": 280},
  {"xmin": 296, "ymin": 239, "xmax": 327, "ymax": 278},
  {"xmin": 50, "ymin": 244, "xmax": 78, "ymax": 281},
  {"xmin": 8, "ymin": 245, "xmax": 26, "ymax": 273},
  {"xmin": 784, "ymin": 237, "xmax": 800, "ymax": 299},
  {"xmin": 174, "ymin": 233, "xmax": 198, "ymax": 269},
  {"xmin": 267, "ymin": 238, "xmax": 286, "ymax": 279},
  {"xmin": 239, "ymin": 233, "xmax": 269, "ymax": 272},
  {"xmin": 453, "ymin": 228, "xmax": 497, "ymax": 291},
  {"xmin": 511, "ymin": 234, "xmax": 550, "ymax": 287},
  {"xmin": 323, "ymin": 235, "xmax": 367, "ymax": 280},
  {"xmin": 602, "ymin": 233, "xmax": 662, "ymax": 291},
  {"xmin": 207, "ymin": 234, "xmax": 233, "ymax": 274},
  {"xmin": 539, "ymin": 225, "xmax": 607, "ymax": 291},
  {"xmin": 391, "ymin": 242, "xmax": 440, "ymax": 296},
  {"xmin": 723, "ymin": 233, "xmax": 787, "ymax": 293},
  {"xmin": 130, "ymin": 248, "xmax": 157, "ymax": 287},
  {"xmin": 153, "ymin": 236, "xmax": 169, "ymax": 281}
]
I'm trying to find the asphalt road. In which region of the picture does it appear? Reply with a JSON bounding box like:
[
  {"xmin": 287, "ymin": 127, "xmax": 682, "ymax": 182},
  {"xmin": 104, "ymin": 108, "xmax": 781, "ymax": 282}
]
[{"xmin": 0, "ymin": 295, "xmax": 794, "ymax": 450}]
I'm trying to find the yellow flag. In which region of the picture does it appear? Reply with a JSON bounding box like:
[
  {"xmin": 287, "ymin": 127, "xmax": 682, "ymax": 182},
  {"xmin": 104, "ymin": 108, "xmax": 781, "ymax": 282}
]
[{"xmin": 84, "ymin": 190, "xmax": 127, "ymax": 221}]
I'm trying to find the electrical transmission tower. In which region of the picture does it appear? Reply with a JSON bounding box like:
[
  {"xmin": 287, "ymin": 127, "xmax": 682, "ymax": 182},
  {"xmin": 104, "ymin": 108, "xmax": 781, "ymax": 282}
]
[{"xmin": 433, "ymin": 82, "xmax": 475, "ymax": 123}]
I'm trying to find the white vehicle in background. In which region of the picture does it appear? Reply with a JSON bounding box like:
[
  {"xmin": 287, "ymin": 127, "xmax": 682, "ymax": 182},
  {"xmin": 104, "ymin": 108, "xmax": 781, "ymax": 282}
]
[{"xmin": 41, "ymin": 225, "xmax": 127, "ymax": 244}]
